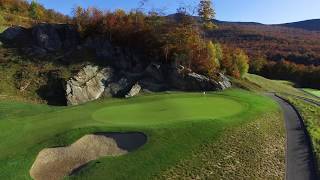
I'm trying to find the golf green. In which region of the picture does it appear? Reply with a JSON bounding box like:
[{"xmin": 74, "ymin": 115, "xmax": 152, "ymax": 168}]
[{"xmin": 93, "ymin": 95, "xmax": 245, "ymax": 126}]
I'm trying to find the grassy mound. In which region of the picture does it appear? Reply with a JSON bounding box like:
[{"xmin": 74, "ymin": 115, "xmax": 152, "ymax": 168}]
[{"xmin": 0, "ymin": 89, "xmax": 284, "ymax": 179}]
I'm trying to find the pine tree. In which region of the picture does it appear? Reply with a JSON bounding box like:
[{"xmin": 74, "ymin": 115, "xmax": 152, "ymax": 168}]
[
  {"xmin": 29, "ymin": 0, "xmax": 40, "ymax": 20},
  {"xmin": 198, "ymin": 0, "xmax": 216, "ymax": 29}
]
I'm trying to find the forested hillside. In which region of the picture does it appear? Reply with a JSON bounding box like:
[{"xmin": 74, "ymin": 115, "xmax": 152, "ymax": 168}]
[
  {"xmin": 0, "ymin": 0, "xmax": 68, "ymax": 27},
  {"xmin": 208, "ymin": 20, "xmax": 320, "ymax": 88}
]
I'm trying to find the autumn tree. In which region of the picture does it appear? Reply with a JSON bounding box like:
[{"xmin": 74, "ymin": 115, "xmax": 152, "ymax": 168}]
[
  {"xmin": 249, "ymin": 56, "xmax": 267, "ymax": 73},
  {"xmin": 205, "ymin": 41, "xmax": 222, "ymax": 76},
  {"xmin": 0, "ymin": 13, "xmax": 5, "ymax": 25},
  {"xmin": 235, "ymin": 49, "xmax": 249, "ymax": 78},
  {"xmin": 198, "ymin": 0, "xmax": 216, "ymax": 30},
  {"xmin": 162, "ymin": 23, "xmax": 205, "ymax": 70},
  {"xmin": 221, "ymin": 47, "xmax": 249, "ymax": 78}
]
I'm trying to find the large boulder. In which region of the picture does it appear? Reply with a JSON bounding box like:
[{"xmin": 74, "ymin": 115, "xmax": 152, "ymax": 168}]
[
  {"xmin": 125, "ymin": 83, "xmax": 141, "ymax": 98},
  {"xmin": 216, "ymin": 73, "xmax": 232, "ymax": 90},
  {"xmin": 66, "ymin": 65, "xmax": 113, "ymax": 105},
  {"xmin": 104, "ymin": 78, "xmax": 130, "ymax": 97}
]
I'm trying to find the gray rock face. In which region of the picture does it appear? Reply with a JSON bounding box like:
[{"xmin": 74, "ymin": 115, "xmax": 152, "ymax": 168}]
[
  {"xmin": 104, "ymin": 78, "xmax": 130, "ymax": 97},
  {"xmin": 84, "ymin": 36, "xmax": 143, "ymax": 71},
  {"xmin": 144, "ymin": 63, "xmax": 164, "ymax": 82},
  {"xmin": 217, "ymin": 73, "xmax": 232, "ymax": 90},
  {"xmin": 0, "ymin": 24, "xmax": 80, "ymax": 54},
  {"xmin": 168, "ymin": 65, "xmax": 231, "ymax": 91},
  {"xmin": 1, "ymin": 26, "xmax": 25, "ymax": 40},
  {"xmin": 125, "ymin": 83, "xmax": 141, "ymax": 98},
  {"xmin": 66, "ymin": 65, "xmax": 113, "ymax": 105},
  {"xmin": 0, "ymin": 26, "xmax": 30, "ymax": 45},
  {"xmin": 32, "ymin": 24, "xmax": 62, "ymax": 51},
  {"xmin": 32, "ymin": 24, "xmax": 80, "ymax": 52}
]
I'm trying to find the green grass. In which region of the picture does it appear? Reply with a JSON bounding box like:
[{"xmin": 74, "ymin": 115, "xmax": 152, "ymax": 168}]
[
  {"xmin": 242, "ymin": 74, "xmax": 319, "ymax": 101},
  {"xmin": 159, "ymin": 111, "xmax": 285, "ymax": 179},
  {"xmin": 244, "ymin": 74, "xmax": 303, "ymax": 95},
  {"xmin": 0, "ymin": 26, "xmax": 7, "ymax": 33},
  {"xmin": 0, "ymin": 89, "xmax": 284, "ymax": 179},
  {"xmin": 303, "ymin": 88, "xmax": 320, "ymax": 98}
]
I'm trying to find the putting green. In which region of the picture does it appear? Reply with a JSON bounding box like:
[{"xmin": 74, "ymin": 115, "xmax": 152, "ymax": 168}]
[{"xmin": 93, "ymin": 95, "xmax": 245, "ymax": 125}]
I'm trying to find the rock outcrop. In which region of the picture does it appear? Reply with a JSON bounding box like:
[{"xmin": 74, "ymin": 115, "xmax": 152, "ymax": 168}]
[
  {"xmin": 125, "ymin": 83, "xmax": 141, "ymax": 98},
  {"xmin": 0, "ymin": 26, "xmax": 30, "ymax": 46},
  {"xmin": 0, "ymin": 24, "xmax": 232, "ymax": 106},
  {"xmin": 0, "ymin": 24, "xmax": 80, "ymax": 55},
  {"xmin": 66, "ymin": 63, "xmax": 232, "ymax": 105},
  {"xmin": 66, "ymin": 65, "xmax": 113, "ymax": 105},
  {"xmin": 104, "ymin": 78, "xmax": 131, "ymax": 97},
  {"xmin": 168, "ymin": 65, "xmax": 231, "ymax": 91}
]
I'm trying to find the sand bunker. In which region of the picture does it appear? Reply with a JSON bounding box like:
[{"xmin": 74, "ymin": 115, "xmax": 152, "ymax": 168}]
[{"xmin": 30, "ymin": 132, "xmax": 147, "ymax": 180}]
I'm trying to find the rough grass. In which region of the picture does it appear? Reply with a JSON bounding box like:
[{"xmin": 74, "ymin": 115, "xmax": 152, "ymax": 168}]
[
  {"xmin": 244, "ymin": 74, "xmax": 303, "ymax": 95},
  {"xmin": 0, "ymin": 89, "xmax": 284, "ymax": 179},
  {"xmin": 243, "ymin": 74, "xmax": 319, "ymax": 102},
  {"xmin": 279, "ymin": 94, "xmax": 320, "ymax": 173},
  {"xmin": 158, "ymin": 112, "xmax": 285, "ymax": 179},
  {"xmin": 0, "ymin": 47, "xmax": 75, "ymax": 103},
  {"xmin": 0, "ymin": 11, "xmax": 34, "ymax": 27}
]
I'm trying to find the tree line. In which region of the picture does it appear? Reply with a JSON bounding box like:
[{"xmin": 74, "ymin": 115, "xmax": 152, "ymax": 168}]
[
  {"xmin": 250, "ymin": 57, "xmax": 320, "ymax": 89},
  {"xmin": 0, "ymin": 0, "xmax": 68, "ymax": 25},
  {"xmin": 0, "ymin": 0, "xmax": 250, "ymax": 80},
  {"xmin": 71, "ymin": 0, "xmax": 249, "ymax": 79}
]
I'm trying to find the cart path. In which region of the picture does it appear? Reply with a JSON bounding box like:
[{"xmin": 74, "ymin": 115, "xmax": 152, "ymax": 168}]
[{"xmin": 269, "ymin": 94, "xmax": 318, "ymax": 180}]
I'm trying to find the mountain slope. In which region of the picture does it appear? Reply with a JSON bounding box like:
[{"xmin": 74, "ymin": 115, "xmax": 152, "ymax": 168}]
[
  {"xmin": 208, "ymin": 19, "xmax": 320, "ymax": 66},
  {"xmin": 278, "ymin": 19, "xmax": 320, "ymax": 31}
]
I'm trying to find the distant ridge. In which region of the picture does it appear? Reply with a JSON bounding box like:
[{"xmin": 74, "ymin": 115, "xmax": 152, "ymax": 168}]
[
  {"xmin": 277, "ymin": 19, "xmax": 320, "ymax": 31},
  {"xmin": 167, "ymin": 13, "xmax": 320, "ymax": 31}
]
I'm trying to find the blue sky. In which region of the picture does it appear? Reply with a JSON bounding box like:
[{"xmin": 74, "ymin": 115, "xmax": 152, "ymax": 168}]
[{"xmin": 29, "ymin": 0, "xmax": 320, "ymax": 24}]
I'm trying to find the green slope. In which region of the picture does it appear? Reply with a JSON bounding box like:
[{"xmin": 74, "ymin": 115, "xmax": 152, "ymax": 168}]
[
  {"xmin": 0, "ymin": 89, "xmax": 284, "ymax": 179},
  {"xmin": 303, "ymin": 88, "xmax": 320, "ymax": 98}
]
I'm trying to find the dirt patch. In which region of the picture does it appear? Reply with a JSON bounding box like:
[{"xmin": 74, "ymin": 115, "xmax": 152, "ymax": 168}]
[{"xmin": 30, "ymin": 132, "xmax": 147, "ymax": 180}]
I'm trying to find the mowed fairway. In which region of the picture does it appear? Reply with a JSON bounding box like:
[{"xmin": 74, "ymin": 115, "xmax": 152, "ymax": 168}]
[
  {"xmin": 0, "ymin": 89, "xmax": 284, "ymax": 179},
  {"xmin": 303, "ymin": 88, "xmax": 320, "ymax": 98}
]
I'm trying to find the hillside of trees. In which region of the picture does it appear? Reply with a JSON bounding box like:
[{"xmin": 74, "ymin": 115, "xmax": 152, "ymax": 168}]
[
  {"xmin": 0, "ymin": 0, "xmax": 318, "ymax": 89},
  {"xmin": 208, "ymin": 21, "xmax": 320, "ymax": 88},
  {"xmin": 67, "ymin": 3, "xmax": 250, "ymax": 80},
  {"xmin": 0, "ymin": 0, "xmax": 68, "ymax": 27}
]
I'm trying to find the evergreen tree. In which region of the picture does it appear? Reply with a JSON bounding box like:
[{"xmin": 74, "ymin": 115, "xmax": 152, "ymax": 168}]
[
  {"xmin": 29, "ymin": 0, "xmax": 40, "ymax": 20},
  {"xmin": 198, "ymin": 0, "xmax": 216, "ymax": 29}
]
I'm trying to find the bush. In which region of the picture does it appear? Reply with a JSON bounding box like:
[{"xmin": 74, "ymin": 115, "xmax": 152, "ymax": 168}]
[{"xmin": 0, "ymin": 14, "xmax": 5, "ymax": 25}]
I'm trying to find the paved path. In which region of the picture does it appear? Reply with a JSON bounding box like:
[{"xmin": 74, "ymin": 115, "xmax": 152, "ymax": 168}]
[{"xmin": 269, "ymin": 94, "xmax": 318, "ymax": 180}]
